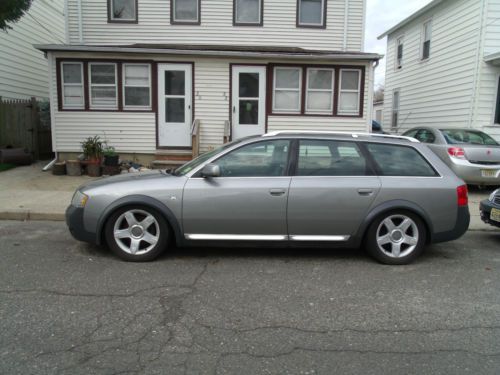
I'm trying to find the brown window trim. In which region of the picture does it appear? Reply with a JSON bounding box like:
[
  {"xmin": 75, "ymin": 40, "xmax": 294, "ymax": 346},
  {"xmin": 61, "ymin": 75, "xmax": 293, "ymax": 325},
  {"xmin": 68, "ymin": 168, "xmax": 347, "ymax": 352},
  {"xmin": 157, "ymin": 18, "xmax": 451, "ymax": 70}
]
[
  {"xmin": 56, "ymin": 58, "xmax": 155, "ymax": 113},
  {"xmin": 268, "ymin": 63, "xmax": 365, "ymax": 118},
  {"xmin": 170, "ymin": 0, "xmax": 201, "ymax": 25},
  {"xmin": 107, "ymin": 0, "xmax": 138, "ymax": 24},
  {"xmin": 296, "ymin": 0, "xmax": 327, "ymax": 29},
  {"xmin": 233, "ymin": 0, "xmax": 264, "ymax": 26}
]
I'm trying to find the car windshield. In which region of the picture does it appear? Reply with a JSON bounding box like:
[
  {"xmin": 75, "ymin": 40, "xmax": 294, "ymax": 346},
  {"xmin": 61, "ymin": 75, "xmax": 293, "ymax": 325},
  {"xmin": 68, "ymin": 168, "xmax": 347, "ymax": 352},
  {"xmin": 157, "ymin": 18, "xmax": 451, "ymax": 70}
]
[
  {"xmin": 172, "ymin": 138, "xmax": 244, "ymax": 176},
  {"xmin": 440, "ymin": 129, "xmax": 499, "ymax": 146}
]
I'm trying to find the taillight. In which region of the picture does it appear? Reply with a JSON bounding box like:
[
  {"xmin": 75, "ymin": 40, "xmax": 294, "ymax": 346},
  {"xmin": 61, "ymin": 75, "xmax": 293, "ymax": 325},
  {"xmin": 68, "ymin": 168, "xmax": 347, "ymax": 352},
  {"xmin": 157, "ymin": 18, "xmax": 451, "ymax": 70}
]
[
  {"xmin": 447, "ymin": 147, "xmax": 465, "ymax": 159},
  {"xmin": 457, "ymin": 184, "xmax": 468, "ymax": 206}
]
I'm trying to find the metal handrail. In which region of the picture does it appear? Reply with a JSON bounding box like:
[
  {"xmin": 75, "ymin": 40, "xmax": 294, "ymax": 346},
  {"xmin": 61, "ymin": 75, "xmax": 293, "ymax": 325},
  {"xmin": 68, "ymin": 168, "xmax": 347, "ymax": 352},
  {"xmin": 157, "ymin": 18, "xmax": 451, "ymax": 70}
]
[
  {"xmin": 262, "ymin": 130, "xmax": 419, "ymax": 143},
  {"xmin": 223, "ymin": 119, "xmax": 231, "ymax": 143},
  {"xmin": 191, "ymin": 119, "xmax": 200, "ymax": 157}
]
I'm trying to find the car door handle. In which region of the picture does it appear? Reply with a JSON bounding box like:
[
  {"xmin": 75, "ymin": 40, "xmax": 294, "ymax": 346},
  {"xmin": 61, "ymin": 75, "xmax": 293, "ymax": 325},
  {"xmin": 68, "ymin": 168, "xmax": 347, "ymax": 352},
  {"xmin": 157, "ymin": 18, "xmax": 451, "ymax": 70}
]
[
  {"xmin": 358, "ymin": 188, "xmax": 374, "ymax": 196},
  {"xmin": 269, "ymin": 188, "xmax": 286, "ymax": 196}
]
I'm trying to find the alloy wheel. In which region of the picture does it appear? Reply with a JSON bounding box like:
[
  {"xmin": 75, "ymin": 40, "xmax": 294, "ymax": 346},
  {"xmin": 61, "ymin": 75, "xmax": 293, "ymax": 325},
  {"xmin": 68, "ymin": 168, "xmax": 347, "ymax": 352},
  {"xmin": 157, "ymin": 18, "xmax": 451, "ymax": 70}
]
[
  {"xmin": 113, "ymin": 209, "xmax": 160, "ymax": 255},
  {"xmin": 376, "ymin": 214, "xmax": 419, "ymax": 258}
]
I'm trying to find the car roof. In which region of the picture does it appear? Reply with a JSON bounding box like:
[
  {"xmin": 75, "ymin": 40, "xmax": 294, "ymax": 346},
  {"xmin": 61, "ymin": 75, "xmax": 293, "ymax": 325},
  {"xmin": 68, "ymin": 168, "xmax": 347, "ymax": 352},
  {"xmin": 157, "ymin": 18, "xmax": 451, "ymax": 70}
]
[{"xmin": 255, "ymin": 131, "xmax": 419, "ymax": 145}]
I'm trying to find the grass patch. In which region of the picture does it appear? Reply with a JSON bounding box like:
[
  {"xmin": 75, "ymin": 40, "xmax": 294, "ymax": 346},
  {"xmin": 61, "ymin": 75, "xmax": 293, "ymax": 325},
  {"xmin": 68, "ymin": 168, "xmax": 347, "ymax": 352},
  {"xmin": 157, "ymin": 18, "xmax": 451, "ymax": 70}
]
[{"xmin": 0, "ymin": 163, "xmax": 16, "ymax": 172}]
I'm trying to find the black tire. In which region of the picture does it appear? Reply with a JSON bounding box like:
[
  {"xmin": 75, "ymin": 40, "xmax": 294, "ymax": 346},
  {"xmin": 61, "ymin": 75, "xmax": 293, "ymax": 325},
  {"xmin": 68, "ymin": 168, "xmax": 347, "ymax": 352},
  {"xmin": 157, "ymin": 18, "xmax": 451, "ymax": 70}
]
[
  {"xmin": 364, "ymin": 210, "xmax": 427, "ymax": 265},
  {"xmin": 104, "ymin": 205, "xmax": 169, "ymax": 261}
]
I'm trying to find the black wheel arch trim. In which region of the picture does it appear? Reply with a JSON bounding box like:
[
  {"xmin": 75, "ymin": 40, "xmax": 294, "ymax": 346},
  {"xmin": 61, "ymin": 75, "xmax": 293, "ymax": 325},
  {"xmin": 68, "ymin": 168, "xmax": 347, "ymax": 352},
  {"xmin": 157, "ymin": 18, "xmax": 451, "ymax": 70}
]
[
  {"xmin": 352, "ymin": 200, "xmax": 434, "ymax": 247},
  {"xmin": 96, "ymin": 195, "xmax": 183, "ymax": 247}
]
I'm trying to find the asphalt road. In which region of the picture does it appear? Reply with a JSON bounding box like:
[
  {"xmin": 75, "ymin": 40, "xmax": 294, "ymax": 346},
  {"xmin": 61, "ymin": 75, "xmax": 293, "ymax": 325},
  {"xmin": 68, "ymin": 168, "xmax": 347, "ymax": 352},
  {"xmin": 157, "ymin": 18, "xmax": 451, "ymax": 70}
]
[{"xmin": 1, "ymin": 220, "xmax": 500, "ymax": 375}]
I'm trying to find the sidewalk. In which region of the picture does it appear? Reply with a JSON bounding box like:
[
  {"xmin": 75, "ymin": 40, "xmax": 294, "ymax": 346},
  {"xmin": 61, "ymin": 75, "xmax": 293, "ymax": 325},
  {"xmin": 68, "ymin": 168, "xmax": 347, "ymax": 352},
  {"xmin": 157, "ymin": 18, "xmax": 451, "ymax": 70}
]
[{"xmin": 0, "ymin": 162, "xmax": 497, "ymax": 231}]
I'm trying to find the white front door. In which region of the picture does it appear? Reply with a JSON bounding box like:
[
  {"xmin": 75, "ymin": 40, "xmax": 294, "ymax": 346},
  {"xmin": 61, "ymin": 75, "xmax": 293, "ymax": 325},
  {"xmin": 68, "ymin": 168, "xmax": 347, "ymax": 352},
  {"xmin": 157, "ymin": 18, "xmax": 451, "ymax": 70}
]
[
  {"xmin": 158, "ymin": 64, "xmax": 192, "ymax": 147},
  {"xmin": 231, "ymin": 66, "xmax": 266, "ymax": 140}
]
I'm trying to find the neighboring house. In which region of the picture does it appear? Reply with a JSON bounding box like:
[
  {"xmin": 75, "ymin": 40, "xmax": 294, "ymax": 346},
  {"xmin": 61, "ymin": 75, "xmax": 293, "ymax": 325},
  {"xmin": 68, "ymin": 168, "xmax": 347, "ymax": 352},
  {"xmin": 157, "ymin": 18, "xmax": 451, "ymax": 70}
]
[
  {"xmin": 0, "ymin": 0, "xmax": 65, "ymax": 100},
  {"xmin": 378, "ymin": 0, "xmax": 500, "ymax": 141},
  {"xmin": 373, "ymin": 100, "xmax": 383, "ymax": 125},
  {"xmin": 36, "ymin": 0, "xmax": 381, "ymax": 165}
]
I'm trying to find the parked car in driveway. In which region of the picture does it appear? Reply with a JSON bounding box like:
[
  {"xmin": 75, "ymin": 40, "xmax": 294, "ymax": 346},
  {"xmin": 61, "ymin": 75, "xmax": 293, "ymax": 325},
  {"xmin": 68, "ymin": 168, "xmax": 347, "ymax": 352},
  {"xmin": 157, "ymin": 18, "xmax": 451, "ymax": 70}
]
[
  {"xmin": 66, "ymin": 131, "xmax": 470, "ymax": 265},
  {"xmin": 480, "ymin": 188, "xmax": 500, "ymax": 228},
  {"xmin": 402, "ymin": 128, "xmax": 500, "ymax": 186}
]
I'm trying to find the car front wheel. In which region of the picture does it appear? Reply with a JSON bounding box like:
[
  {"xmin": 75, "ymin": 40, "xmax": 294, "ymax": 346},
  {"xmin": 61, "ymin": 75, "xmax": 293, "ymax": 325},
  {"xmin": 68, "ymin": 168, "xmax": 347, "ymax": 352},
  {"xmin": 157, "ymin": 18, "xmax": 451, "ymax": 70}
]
[
  {"xmin": 365, "ymin": 211, "xmax": 426, "ymax": 265},
  {"xmin": 104, "ymin": 206, "xmax": 168, "ymax": 261}
]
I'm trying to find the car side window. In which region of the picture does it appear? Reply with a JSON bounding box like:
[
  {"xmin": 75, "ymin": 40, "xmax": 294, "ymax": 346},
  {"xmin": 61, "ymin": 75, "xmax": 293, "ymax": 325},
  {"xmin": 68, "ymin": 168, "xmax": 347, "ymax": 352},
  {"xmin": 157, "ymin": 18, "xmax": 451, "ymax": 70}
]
[
  {"xmin": 214, "ymin": 140, "xmax": 290, "ymax": 177},
  {"xmin": 366, "ymin": 143, "xmax": 438, "ymax": 177},
  {"xmin": 403, "ymin": 129, "xmax": 419, "ymax": 138},
  {"xmin": 297, "ymin": 140, "xmax": 369, "ymax": 176},
  {"xmin": 415, "ymin": 130, "xmax": 436, "ymax": 143}
]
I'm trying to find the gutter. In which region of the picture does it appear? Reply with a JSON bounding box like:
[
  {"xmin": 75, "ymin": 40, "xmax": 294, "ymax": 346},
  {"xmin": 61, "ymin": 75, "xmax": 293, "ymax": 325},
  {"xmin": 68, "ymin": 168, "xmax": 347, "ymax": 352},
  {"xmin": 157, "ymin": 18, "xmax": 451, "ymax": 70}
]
[{"xmin": 34, "ymin": 44, "xmax": 383, "ymax": 62}]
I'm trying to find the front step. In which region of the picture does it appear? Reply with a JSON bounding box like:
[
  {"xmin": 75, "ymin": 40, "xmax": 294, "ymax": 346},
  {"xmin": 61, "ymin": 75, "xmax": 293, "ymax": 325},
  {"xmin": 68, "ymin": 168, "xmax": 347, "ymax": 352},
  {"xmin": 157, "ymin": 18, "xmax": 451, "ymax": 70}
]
[
  {"xmin": 152, "ymin": 149, "xmax": 193, "ymax": 169},
  {"xmin": 151, "ymin": 159, "xmax": 187, "ymax": 170}
]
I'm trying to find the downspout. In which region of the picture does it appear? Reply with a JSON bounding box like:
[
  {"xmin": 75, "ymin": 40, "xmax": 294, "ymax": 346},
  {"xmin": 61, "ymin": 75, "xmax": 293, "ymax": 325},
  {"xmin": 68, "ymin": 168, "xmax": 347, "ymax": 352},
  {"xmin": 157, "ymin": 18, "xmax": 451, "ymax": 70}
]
[
  {"xmin": 367, "ymin": 59, "xmax": 379, "ymax": 132},
  {"xmin": 64, "ymin": 0, "xmax": 69, "ymax": 44},
  {"xmin": 468, "ymin": 0, "xmax": 487, "ymax": 128},
  {"xmin": 343, "ymin": 0, "xmax": 349, "ymax": 51},
  {"xmin": 43, "ymin": 52, "xmax": 58, "ymax": 171},
  {"xmin": 77, "ymin": 0, "xmax": 83, "ymax": 44}
]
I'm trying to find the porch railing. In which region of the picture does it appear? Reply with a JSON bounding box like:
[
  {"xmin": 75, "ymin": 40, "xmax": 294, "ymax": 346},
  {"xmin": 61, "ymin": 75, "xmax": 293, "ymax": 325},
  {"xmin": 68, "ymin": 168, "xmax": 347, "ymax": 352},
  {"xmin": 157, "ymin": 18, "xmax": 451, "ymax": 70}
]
[
  {"xmin": 223, "ymin": 120, "xmax": 231, "ymax": 143},
  {"xmin": 191, "ymin": 119, "xmax": 200, "ymax": 158}
]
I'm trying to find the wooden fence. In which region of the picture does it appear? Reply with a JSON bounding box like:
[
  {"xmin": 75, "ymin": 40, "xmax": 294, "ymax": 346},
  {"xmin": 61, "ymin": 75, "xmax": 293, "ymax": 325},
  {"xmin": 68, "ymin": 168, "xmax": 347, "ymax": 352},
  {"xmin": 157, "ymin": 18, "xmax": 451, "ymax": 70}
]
[{"xmin": 0, "ymin": 97, "xmax": 53, "ymax": 160}]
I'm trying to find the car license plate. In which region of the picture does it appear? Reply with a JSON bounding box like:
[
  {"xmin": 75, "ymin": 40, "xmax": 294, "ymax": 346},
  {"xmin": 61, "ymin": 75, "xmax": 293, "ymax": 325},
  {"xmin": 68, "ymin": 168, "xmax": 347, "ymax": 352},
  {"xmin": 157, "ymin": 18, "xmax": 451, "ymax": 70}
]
[
  {"xmin": 491, "ymin": 208, "xmax": 500, "ymax": 223},
  {"xmin": 481, "ymin": 169, "xmax": 498, "ymax": 178}
]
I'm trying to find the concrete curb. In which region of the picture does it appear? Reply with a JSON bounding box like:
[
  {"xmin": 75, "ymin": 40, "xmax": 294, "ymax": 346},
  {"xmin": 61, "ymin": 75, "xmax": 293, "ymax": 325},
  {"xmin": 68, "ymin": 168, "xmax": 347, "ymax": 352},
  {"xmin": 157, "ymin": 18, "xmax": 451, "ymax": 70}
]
[{"xmin": 0, "ymin": 211, "xmax": 65, "ymax": 222}]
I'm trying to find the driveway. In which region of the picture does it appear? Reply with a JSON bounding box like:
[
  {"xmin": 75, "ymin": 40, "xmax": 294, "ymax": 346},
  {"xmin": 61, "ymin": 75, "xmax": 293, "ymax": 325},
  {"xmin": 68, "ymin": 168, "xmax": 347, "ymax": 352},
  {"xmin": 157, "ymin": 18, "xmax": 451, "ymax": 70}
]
[{"xmin": 0, "ymin": 220, "xmax": 499, "ymax": 374}]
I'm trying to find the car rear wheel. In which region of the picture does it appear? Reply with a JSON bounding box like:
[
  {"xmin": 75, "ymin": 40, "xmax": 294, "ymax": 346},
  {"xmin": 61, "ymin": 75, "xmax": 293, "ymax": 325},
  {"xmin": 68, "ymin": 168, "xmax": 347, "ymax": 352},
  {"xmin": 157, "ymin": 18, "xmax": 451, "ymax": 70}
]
[
  {"xmin": 104, "ymin": 206, "xmax": 168, "ymax": 261},
  {"xmin": 365, "ymin": 211, "xmax": 426, "ymax": 265}
]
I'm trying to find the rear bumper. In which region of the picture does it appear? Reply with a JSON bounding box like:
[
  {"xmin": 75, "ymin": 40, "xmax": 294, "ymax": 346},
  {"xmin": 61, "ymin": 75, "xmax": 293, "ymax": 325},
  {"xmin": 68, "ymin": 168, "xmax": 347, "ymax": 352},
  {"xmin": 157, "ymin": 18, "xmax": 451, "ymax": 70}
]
[
  {"xmin": 65, "ymin": 205, "xmax": 98, "ymax": 244},
  {"xmin": 448, "ymin": 160, "xmax": 500, "ymax": 185},
  {"xmin": 432, "ymin": 206, "xmax": 470, "ymax": 243},
  {"xmin": 480, "ymin": 200, "xmax": 500, "ymax": 228}
]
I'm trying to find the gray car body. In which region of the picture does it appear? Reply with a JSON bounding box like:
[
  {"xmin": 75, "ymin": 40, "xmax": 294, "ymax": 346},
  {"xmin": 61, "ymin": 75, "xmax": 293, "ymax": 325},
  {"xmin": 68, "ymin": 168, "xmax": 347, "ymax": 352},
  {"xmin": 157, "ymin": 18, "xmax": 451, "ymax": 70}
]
[
  {"xmin": 67, "ymin": 133, "xmax": 469, "ymax": 249},
  {"xmin": 402, "ymin": 127, "xmax": 500, "ymax": 185}
]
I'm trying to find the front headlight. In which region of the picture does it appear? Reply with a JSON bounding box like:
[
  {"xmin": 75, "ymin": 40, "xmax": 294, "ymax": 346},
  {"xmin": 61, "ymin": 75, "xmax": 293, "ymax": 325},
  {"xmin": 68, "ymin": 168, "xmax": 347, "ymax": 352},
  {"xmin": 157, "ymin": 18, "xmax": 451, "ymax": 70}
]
[
  {"xmin": 489, "ymin": 189, "xmax": 499, "ymax": 202},
  {"xmin": 71, "ymin": 190, "xmax": 89, "ymax": 207}
]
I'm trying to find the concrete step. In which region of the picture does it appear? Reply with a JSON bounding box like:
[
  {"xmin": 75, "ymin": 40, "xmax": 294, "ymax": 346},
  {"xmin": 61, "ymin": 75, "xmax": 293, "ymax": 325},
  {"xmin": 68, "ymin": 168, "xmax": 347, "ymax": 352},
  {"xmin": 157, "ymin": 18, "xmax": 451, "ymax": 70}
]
[{"xmin": 151, "ymin": 159, "xmax": 187, "ymax": 169}]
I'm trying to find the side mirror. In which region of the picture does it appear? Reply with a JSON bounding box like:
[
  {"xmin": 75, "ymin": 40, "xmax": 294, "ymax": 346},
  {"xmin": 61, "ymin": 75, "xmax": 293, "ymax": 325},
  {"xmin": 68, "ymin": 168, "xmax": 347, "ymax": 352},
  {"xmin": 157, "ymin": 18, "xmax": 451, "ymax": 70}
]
[{"xmin": 201, "ymin": 163, "xmax": 221, "ymax": 178}]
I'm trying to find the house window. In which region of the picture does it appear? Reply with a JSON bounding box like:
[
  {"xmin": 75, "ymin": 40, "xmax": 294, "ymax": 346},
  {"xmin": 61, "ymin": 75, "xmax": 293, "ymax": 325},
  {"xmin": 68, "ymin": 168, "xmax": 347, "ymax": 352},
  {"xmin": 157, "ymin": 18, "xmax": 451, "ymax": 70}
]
[
  {"xmin": 297, "ymin": 0, "xmax": 326, "ymax": 28},
  {"xmin": 273, "ymin": 67, "xmax": 302, "ymax": 113},
  {"xmin": 495, "ymin": 76, "xmax": 500, "ymax": 125},
  {"xmin": 422, "ymin": 20, "xmax": 432, "ymax": 60},
  {"xmin": 338, "ymin": 69, "xmax": 361, "ymax": 115},
  {"xmin": 108, "ymin": 0, "xmax": 137, "ymax": 22},
  {"xmin": 89, "ymin": 63, "xmax": 118, "ymax": 109},
  {"xmin": 392, "ymin": 90, "xmax": 400, "ymax": 129},
  {"xmin": 61, "ymin": 62, "xmax": 84, "ymax": 109},
  {"xmin": 172, "ymin": 0, "xmax": 200, "ymax": 24},
  {"xmin": 234, "ymin": 0, "xmax": 262, "ymax": 25},
  {"xmin": 396, "ymin": 37, "xmax": 404, "ymax": 69},
  {"xmin": 123, "ymin": 64, "xmax": 151, "ymax": 109},
  {"xmin": 305, "ymin": 68, "xmax": 334, "ymax": 114}
]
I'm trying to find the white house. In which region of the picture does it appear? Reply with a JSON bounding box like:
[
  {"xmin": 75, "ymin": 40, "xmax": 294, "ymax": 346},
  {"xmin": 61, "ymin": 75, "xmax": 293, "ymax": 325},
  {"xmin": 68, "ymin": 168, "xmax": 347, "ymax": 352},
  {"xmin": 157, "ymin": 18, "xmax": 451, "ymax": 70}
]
[
  {"xmin": 378, "ymin": 0, "xmax": 500, "ymax": 141},
  {"xmin": 36, "ymin": 0, "xmax": 381, "ymax": 165},
  {"xmin": 0, "ymin": 0, "xmax": 65, "ymax": 100}
]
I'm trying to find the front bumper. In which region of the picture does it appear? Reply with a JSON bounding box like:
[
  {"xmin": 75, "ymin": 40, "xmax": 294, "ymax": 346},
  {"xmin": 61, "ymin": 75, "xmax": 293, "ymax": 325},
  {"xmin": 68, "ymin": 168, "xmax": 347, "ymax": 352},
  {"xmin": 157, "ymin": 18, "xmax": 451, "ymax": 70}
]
[
  {"xmin": 480, "ymin": 200, "xmax": 500, "ymax": 228},
  {"xmin": 448, "ymin": 159, "xmax": 500, "ymax": 185},
  {"xmin": 65, "ymin": 205, "xmax": 98, "ymax": 244}
]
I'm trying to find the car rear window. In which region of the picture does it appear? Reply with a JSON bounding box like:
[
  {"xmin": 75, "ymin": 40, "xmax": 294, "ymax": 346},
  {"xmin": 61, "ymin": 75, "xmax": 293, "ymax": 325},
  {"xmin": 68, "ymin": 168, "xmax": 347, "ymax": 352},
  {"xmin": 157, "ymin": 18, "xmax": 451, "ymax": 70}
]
[
  {"xmin": 297, "ymin": 140, "xmax": 370, "ymax": 176},
  {"xmin": 366, "ymin": 143, "xmax": 438, "ymax": 177},
  {"xmin": 440, "ymin": 129, "xmax": 498, "ymax": 146}
]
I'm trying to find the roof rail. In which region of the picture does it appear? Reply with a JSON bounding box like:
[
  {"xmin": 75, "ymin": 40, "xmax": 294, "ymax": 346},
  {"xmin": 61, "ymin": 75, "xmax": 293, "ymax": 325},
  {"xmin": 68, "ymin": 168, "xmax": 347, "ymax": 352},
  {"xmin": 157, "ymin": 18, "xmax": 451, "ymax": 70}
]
[{"xmin": 262, "ymin": 130, "xmax": 420, "ymax": 143}]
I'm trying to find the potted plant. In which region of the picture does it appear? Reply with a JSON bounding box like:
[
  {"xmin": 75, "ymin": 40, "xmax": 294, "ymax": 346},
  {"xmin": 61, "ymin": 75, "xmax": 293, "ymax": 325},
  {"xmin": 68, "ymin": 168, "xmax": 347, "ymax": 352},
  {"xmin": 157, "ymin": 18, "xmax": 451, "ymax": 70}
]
[
  {"xmin": 81, "ymin": 136, "xmax": 103, "ymax": 177},
  {"xmin": 103, "ymin": 145, "xmax": 119, "ymax": 166}
]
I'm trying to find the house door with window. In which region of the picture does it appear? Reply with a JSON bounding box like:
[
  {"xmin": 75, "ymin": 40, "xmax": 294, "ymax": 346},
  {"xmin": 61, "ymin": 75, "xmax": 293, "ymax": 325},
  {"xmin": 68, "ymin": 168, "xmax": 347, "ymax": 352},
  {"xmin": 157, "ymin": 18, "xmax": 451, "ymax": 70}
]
[
  {"xmin": 158, "ymin": 64, "xmax": 192, "ymax": 147},
  {"xmin": 231, "ymin": 66, "xmax": 266, "ymax": 140}
]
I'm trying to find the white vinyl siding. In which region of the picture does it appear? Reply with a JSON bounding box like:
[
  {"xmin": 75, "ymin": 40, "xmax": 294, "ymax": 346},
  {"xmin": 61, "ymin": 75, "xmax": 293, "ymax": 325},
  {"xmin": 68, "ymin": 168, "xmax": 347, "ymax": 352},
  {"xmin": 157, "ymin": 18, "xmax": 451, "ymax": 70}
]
[
  {"xmin": 0, "ymin": 0, "xmax": 64, "ymax": 100},
  {"xmin": 49, "ymin": 52, "xmax": 371, "ymax": 154},
  {"xmin": 123, "ymin": 63, "xmax": 152, "ymax": 109},
  {"xmin": 67, "ymin": 0, "xmax": 364, "ymax": 51}
]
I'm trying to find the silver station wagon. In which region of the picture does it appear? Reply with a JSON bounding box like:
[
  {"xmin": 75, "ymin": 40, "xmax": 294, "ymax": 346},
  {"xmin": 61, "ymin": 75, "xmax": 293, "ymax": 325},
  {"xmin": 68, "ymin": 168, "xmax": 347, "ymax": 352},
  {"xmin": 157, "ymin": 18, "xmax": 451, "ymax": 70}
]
[{"xmin": 66, "ymin": 131, "xmax": 470, "ymax": 265}]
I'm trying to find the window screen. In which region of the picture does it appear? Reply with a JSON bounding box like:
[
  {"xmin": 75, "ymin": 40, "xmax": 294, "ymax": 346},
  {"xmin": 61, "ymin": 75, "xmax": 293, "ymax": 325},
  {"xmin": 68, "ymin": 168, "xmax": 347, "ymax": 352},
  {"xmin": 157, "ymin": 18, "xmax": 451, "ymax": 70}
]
[
  {"xmin": 366, "ymin": 143, "xmax": 438, "ymax": 177},
  {"xmin": 297, "ymin": 140, "xmax": 369, "ymax": 176}
]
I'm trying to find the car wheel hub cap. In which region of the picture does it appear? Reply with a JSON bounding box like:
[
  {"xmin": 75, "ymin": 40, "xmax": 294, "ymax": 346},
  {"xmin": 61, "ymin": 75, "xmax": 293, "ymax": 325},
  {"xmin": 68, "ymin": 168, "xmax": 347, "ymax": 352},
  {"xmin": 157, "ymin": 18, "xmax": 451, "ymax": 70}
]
[
  {"xmin": 376, "ymin": 215, "xmax": 419, "ymax": 258},
  {"xmin": 390, "ymin": 230, "xmax": 403, "ymax": 242},
  {"xmin": 113, "ymin": 209, "xmax": 160, "ymax": 255}
]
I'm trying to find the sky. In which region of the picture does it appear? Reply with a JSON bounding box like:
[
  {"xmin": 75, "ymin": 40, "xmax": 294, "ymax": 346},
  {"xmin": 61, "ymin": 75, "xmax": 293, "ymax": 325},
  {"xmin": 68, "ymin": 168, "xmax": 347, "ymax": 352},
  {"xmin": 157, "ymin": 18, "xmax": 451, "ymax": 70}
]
[{"xmin": 365, "ymin": 0, "xmax": 434, "ymax": 88}]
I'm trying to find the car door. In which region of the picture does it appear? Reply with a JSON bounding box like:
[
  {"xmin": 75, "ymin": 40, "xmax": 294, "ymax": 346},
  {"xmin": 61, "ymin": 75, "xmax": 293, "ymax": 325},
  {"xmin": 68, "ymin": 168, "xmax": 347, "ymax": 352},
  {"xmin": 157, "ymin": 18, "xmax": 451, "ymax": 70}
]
[
  {"xmin": 287, "ymin": 139, "xmax": 381, "ymax": 241},
  {"xmin": 182, "ymin": 139, "xmax": 291, "ymax": 240}
]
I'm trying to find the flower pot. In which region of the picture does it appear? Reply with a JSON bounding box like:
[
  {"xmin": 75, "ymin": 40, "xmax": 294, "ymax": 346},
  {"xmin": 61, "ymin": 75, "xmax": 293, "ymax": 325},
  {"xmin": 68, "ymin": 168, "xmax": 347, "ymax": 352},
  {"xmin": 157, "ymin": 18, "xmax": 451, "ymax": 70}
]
[
  {"xmin": 86, "ymin": 163, "xmax": 102, "ymax": 177},
  {"xmin": 66, "ymin": 160, "xmax": 82, "ymax": 176},
  {"xmin": 104, "ymin": 154, "xmax": 119, "ymax": 166},
  {"xmin": 52, "ymin": 162, "xmax": 66, "ymax": 176}
]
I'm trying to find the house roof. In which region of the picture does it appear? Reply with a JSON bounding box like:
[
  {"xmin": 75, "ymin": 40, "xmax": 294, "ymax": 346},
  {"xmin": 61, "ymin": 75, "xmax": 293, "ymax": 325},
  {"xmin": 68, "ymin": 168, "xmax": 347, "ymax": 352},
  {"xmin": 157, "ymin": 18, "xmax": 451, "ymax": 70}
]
[
  {"xmin": 35, "ymin": 43, "xmax": 383, "ymax": 61},
  {"xmin": 377, "ymin": 0, "xmax": 447, "ymax": 40}
]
